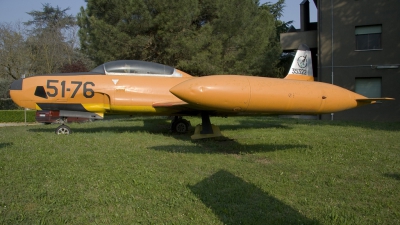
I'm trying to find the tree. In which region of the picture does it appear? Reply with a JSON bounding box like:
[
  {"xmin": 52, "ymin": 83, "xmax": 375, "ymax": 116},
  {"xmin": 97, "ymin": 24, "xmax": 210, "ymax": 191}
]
[
  {"xmin": 60, "ymin": 60, "xmax": 89, "ymax": 73},
  {"xmin": 0, "ymin": 23, "xmax": 28, "ymax": 98},
  {"xmin": 78, "ymin": 0, "xmax": 280, "ymax": 76},
  {"xmin": 178, "ymin": 0, "xmax": 278, "ymax": 76},
  {"xmin": 0, "ymin": 23, "xmax": 30, "ymax": 80},
  {"xmin": 260, "ymin": 0, "xmax": 294, "ymax": 77},
  {"xmin": 0, "ymin": 4, "xmax": 97, "ymax": 99},
  {"xmin": 24, "ymin": 4, "xmax": 78, "ymax": 74}
]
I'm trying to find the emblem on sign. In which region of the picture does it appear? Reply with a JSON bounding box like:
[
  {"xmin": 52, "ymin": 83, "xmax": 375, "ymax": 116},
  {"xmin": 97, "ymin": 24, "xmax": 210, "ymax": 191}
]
[{"xmin": 297, "ymin": 55, "xmax": 307, "ymax": 68}]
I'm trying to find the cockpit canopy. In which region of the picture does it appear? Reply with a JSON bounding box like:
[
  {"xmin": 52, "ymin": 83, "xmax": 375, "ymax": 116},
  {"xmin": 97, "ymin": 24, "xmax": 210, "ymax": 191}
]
[{"xmin": 90, "ymin": 60, "xmax": 182, "ymax": 77}]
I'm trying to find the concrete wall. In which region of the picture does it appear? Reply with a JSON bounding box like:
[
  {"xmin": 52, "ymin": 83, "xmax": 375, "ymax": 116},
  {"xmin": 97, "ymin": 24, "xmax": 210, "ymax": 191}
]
[
  {"xmin": 318, "ymin": 0, "xmax": 400, "ymax": 121},
  {"xmin": 280, "ymin": 30, "xmax": 318, "ymax": 50}
]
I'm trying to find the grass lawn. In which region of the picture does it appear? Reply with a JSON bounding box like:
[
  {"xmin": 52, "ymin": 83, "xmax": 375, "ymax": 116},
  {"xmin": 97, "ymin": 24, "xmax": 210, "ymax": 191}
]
[{"xmin": 0, "ymin": 116, "xmax": 399, "ymax": 224}]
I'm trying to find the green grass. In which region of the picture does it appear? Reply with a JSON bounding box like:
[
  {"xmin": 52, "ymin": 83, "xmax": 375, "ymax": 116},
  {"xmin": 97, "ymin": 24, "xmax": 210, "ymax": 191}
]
[{"xmin": 0, "ymin": 116, "xmax": 399, "ymax": 224}]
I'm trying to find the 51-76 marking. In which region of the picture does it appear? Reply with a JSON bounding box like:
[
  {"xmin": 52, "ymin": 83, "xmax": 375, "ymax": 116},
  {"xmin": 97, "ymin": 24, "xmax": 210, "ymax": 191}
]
[{"xmin": 47, "ymin": 80, "xmax": 95, "ymax": 98}]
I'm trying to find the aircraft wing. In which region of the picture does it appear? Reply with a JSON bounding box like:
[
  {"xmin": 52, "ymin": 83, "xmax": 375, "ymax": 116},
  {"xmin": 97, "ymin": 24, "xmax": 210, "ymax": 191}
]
[
  {"xmin": 152, "ymin": 101, "xmax": 202, "ymax": 115},
  {"xmin": 152, "ymin": 101, "xmax": 189, "ymax": 108},
  {"xmin": 152, "ymin": 101, "xmax": 229, "ymax": 116}
]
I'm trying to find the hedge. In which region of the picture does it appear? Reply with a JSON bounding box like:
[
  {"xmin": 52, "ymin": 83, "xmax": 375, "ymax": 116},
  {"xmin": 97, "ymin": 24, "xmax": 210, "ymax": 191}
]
[{"xmin": 0, "ymin": 110, "xmax": 36, "ymax": 123}]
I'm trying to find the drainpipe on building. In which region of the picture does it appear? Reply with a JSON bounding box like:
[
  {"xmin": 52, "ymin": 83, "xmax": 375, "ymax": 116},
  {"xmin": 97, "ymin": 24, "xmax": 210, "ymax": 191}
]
[{"xmin": 331, "ymin": 0, "xmax": 334, "ymax": 121}]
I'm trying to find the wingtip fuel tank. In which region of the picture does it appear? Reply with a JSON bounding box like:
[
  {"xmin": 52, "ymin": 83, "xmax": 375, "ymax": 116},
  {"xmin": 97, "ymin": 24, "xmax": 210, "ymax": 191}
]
[{"xmin": 170, "ymin": 44, "xmax": 394, "ymax": 115}]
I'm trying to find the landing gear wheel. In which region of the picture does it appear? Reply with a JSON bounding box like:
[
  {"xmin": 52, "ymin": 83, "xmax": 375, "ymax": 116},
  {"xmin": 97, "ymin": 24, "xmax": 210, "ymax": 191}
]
[
  {"xmin": 172, "ymin": 118, "xmax": 191, "ymax": 133},
  {"xmin": 55, "ymin": 125, "xmax": 72, "ymax": 135}
]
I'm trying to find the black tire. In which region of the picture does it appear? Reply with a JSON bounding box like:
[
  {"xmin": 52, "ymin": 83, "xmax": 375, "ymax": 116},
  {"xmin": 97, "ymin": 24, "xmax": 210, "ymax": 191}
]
[
  {"xmin": 172, "ymin": 119, "xmax": 191, "ymax": 133},
  {"xmin": 55, "ymin": 125, "xmax": 72, "ymax": 135}
]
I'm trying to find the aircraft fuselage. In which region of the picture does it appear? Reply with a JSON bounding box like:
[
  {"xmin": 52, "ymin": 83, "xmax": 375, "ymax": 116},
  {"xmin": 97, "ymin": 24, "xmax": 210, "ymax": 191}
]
[{"xmin": 10, "ymin": 73, "xmax": 194, "ymax": 116}]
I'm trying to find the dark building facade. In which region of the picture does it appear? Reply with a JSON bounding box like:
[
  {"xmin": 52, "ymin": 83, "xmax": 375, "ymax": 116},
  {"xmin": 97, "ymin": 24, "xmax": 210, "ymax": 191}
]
[{"xmin": 281, "ymin": 0, "xmax": 400, "ymax": 121}]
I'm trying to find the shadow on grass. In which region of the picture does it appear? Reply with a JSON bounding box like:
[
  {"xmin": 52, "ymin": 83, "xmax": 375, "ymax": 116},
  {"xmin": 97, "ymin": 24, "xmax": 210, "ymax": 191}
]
[
  {"xmin": 383, "ymin": 173, "xmax": 400, "ymax": 181},
  {"xmin": 27, "ymin": 117, "xmax": 292, "ymax": 136},
  {"xmin": 230, "ymin": 116, "xmax": 400, "ymax": 131},
  {"xmin": 27, "ymin": 125, "xmax": 154, "ymax": 134},
  {"xmin": 193, "ymin": 116, "xmax": 400, "ymax": 132},
  {"xmin": 27, "ymin": 118, "xmax": 171, "ymax": 134},
  {"xmin": 214, "ymin": 117, "xmax": 292, "ymax": 131},
  {"xmin": 0, "ymin": 142, "xmax": 13, "ymax": 149},
  {"xmin": 189, "ymin": 170, "xmax": 319, "ymax": 225},
  {"xmin": 27, "ymin": 117, "xmax": 307, "ymax": 154},
  {"xmin": 25, "ymin": 115, "xmax": 400, "ymax": 136},
  {"xmin": 151, "ymin": 137, "xmax": 309, "ymax": 154}
]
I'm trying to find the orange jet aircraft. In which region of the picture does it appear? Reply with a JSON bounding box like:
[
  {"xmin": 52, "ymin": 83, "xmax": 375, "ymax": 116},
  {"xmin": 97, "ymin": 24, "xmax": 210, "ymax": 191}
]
[{"xmin": 9, "ymin": 44, "xmax": 393, "ymax": 139}]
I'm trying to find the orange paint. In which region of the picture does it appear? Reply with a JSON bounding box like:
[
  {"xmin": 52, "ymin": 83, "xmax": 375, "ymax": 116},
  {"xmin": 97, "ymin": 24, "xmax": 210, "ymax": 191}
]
[{"xmin": 170, "ymin": 75, "xmax": 368, "ymax": 114}]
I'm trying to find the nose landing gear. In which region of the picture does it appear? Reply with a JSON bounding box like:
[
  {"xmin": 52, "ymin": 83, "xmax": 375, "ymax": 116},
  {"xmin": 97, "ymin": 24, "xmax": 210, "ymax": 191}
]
[
  {"xmin": 55, "ymin": 118, "xmax": 71, "ymax": 135},
  {"xmin": 55, "ymin": 124, "xmax": 71, "ymax": 134}
]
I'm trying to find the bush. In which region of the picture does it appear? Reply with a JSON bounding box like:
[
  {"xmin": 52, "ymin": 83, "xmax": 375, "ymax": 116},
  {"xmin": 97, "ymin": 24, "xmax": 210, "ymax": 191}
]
[
  {"xmin": 0, "ymin": 110, "xmax": 36, "ymax": 122},
  {"xmin": 0, "ymin": 98, "xmax": 21, "ymax": 110},
  {"xmin": 0, "ymin": 79, "xmax": 13, "ymax": 99}
]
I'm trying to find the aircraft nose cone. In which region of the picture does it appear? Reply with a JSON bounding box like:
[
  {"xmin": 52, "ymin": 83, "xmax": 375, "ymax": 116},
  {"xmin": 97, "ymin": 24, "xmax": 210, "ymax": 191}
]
[
  {"xmin": 9, "ymin": 78, "xmax": 36, "ymax": 109},
  {"xmin": 10, "ymin": 78, "xmax": 23, "ymax": 90}
]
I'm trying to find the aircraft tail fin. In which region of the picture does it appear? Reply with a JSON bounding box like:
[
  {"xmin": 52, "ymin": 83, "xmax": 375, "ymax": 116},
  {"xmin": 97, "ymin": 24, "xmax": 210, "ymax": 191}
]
[
  {"xmin": 284, "ymin": 44, "xmax": 314, "ymax": 81},
  {"xmin": 356, "ymin": 97, "xmax": 395, "ymax": 105}
]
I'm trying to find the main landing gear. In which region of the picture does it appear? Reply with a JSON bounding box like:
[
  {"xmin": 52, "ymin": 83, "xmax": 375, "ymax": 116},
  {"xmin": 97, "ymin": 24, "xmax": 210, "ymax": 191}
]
[
  {"xmin": 171, "ymin": 116, "xmax": 191, "ymax": 133},
  {"xmin": 171, "ymin": 113, "xmax": 222, "ymax": 139}
]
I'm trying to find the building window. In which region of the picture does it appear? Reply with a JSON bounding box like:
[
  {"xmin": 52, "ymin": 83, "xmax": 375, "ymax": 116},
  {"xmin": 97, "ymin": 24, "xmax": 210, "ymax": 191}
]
[
  {"xmin": 355, "ymin": 78, "xmax": 381, "ymax": 97},
  {"xmin": 355, "ymin": 25, "xmax": 382, "ymax": 50}
]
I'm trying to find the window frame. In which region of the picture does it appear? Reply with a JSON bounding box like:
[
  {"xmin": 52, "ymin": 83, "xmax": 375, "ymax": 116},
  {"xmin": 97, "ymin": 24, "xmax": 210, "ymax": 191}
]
[
  {"xmin": 355, "ymin": 77, "xmax": 382, "ymax": 98},
  {"xmin": 355, "ymin": 25, "xmax": 382, "ymax": 51}
]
